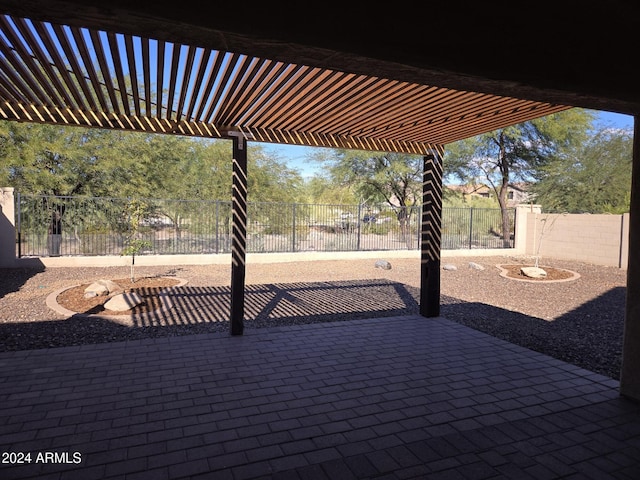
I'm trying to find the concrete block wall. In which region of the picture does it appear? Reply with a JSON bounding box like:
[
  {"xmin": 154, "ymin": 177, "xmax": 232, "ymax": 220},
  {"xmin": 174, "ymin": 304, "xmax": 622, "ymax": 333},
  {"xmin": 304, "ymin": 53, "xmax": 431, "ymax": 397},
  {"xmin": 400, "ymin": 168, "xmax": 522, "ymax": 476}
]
[{"xmin": 525, "ymin": 211, "xmax": 629, "ymax": 268}]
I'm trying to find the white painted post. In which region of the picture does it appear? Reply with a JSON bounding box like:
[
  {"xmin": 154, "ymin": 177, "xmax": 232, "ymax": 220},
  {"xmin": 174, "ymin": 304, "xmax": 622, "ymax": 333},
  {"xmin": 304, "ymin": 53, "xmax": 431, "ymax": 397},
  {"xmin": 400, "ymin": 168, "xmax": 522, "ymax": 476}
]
[
  {"xmin": 514, "ymin": 204, "xmax": 541, "ymax": 255},
  {"xmin": 0, "ymin": 187, "xmax": 16, "ymax": 267}
]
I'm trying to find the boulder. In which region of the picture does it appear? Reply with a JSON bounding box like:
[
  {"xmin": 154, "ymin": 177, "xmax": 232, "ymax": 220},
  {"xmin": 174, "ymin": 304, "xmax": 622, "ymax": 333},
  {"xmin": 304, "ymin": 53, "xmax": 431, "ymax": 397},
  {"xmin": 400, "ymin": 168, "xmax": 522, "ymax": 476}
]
[
  {"xmin": 374, "ymin": 260, "xmax": 392, "ymax": 270},
  {"xmin": 469, "ymin": 262, "xmax": 485, "ymax": 271},
  {"xmin": 104, "ymin": 292, "xmax": 144, "ymax": 311},
  {"xmin": 521, "ymin": 266, "xmax": 547, "ymax": 279},
  {"xmin": 443, "ymin": 264, "xmax": 458, "ymax": 271},
  {"xmin": 84, "ymin": 279, "xmax": 121, "ymax": 297}
]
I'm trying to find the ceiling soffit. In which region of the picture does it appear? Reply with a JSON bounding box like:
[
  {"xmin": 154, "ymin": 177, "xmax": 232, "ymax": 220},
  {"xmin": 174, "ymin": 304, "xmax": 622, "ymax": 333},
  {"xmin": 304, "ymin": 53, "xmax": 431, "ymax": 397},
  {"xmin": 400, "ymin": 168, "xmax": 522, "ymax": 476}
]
[{"xmin": 0, "ymin": 14, "xmax": 571, "ymax": 154}]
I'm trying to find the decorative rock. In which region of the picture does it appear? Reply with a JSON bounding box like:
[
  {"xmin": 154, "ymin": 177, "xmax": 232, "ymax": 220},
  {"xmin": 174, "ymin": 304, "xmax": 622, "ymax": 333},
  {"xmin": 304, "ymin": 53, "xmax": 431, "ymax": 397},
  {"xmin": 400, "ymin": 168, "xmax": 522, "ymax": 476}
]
[
  {"xmin": 84, "ymin": 279, "xmax": 121, "ymax": 297},
  {"xmin": 84, "ymin": 291, "xmax": 98, "ymax": 299},
  {"xmin": 104, "ymin": 292, "xmax": 144, "ymax": 311},
  {"xmin": 375, "ymin": 260, "xmax": 392, "ymax": 270},
  {"xmin": 443, "ymin": 264, "xmax": 458, "ymax": 271},
  {"xmin": 469, "ymin": 262, "xmax": 485, "ymax": 270},
  {"xmin": 521, "ymin": 266, "xmax": 547, "ymax": 278}
]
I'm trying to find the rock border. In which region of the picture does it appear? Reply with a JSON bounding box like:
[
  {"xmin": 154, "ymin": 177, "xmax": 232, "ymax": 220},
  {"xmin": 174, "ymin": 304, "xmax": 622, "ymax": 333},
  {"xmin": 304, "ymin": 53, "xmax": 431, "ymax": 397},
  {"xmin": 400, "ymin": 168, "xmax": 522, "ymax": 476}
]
[
  {"xmin": 496, "ymin": 264, "xmax": 580, "ymax": 283},
  {"xmin": 46, "ymin": 277, "xmax": 188, "ymax": 322}
]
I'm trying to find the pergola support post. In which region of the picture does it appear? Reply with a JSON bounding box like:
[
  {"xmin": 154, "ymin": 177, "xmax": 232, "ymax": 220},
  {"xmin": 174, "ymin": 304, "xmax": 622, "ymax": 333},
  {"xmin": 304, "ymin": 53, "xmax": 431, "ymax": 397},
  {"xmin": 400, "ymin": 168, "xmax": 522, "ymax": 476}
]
[
  {"xmin": 229, "ymin": 133, "xmax": 248, "ymax": 336},
  {"xmin": 621, "ymin": 116, "xmax": 640, "ymax": 400},
  {"xmin": 420, "ymin": 151, "xmax": 443, "ymax": 317}
]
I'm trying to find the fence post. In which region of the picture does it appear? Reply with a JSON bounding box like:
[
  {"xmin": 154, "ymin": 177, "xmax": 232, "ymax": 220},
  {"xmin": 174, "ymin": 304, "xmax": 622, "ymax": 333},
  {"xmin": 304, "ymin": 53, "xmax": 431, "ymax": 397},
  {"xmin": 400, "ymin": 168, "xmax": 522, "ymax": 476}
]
[
  {"xmin": 356, "ymin": 203, "xmax": 362, "ymax": 250},
  {"xmin": 468, "ymin": 208, "xmax": 474, "ymax": 249},
  {"xmin": 292, "ymin": 203, "xmax": 297, "ymax": 252},
  {"xmin": 215, "ymin": 201, "xmax": 219, "ymax": 254}
]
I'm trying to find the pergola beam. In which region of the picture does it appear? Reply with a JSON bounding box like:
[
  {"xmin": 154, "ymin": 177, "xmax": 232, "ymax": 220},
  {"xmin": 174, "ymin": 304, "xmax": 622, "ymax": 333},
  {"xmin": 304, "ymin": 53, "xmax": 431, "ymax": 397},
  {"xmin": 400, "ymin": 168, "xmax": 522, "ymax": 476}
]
[
  {"xmin": 420, "ymin": 150, "xmax": 444, "ymax": 318},
  {"xmin": 229, "ymin": 132, "xmax": 248, "ymax": 335}
]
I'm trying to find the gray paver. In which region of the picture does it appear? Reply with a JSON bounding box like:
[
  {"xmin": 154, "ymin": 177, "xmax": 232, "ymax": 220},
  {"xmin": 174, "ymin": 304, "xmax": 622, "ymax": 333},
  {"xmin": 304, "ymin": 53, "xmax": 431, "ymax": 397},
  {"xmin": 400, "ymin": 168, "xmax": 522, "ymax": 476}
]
[{"xmin": 1, "ymin": 314, "xmax": 640, "ymax": 479}]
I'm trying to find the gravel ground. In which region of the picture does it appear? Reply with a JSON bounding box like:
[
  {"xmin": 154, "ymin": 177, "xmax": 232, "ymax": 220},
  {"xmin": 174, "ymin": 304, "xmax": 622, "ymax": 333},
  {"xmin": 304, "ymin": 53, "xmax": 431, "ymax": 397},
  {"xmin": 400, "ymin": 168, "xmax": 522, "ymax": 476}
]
[{"xmin": 0, "ymin": 254, "xmax": 627, "ymax": 379}]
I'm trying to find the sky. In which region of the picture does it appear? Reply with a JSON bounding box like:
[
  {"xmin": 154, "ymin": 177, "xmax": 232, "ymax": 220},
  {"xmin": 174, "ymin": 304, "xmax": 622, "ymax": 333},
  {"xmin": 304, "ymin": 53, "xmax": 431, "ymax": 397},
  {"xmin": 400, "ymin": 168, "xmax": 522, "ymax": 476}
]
[
  {"xmin": 265, "ymin": 110, "xmax": 635, "ymax": 179},
  {"xmin": 594, "ymin": 110, "xmax": 634, "ymax": 130}
]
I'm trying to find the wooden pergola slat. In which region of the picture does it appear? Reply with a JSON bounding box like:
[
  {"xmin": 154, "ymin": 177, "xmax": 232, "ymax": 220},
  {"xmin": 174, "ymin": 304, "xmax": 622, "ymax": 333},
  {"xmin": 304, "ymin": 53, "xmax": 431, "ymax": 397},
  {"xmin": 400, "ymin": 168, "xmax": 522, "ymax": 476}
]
[
  {"xmin": 184, "ymin": 48, "xmax": 211, "ymax": 122},
  {"xmin": 0, "ymin": 13, "xmax": 570, "ymax": 153}
]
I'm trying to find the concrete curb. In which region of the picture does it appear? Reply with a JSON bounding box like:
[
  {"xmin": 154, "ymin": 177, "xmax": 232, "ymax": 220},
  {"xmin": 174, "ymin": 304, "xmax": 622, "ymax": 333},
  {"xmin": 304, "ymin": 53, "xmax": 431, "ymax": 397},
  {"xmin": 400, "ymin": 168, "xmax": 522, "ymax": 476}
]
[
  {"xmin": 16, "ymin": 248, "xmax": 522, "ymax": 268},
  {"xmin": 495, "ymin": 264, "xmax": 581, "ymax": 283}
]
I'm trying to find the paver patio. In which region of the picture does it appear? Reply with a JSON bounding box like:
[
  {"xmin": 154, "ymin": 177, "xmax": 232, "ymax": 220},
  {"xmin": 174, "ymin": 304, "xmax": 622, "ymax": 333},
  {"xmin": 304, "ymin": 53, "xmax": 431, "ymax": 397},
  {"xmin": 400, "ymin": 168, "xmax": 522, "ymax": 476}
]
[{"xmin": 1, "ymin": 314, "xmax": 639, "ymax": 479}]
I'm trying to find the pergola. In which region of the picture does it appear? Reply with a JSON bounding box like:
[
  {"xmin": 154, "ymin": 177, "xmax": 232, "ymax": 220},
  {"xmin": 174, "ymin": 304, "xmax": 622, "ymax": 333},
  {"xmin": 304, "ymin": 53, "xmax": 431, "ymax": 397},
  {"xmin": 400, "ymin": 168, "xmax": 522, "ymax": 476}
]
[
  {"xmin": 0, "ymin": 13, "xmax": 571, "ymax": 148},
  {"xmin": 0, "ymin": 1, "xmax": 639, "ymax": 400}
]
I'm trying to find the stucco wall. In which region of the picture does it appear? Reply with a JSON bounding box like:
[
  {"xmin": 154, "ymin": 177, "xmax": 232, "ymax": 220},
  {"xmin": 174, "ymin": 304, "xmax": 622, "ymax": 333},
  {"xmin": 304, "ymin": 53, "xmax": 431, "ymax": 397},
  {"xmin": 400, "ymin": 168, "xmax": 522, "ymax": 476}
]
[
  {"xmin": 525, "ymin": 211, "xmax": 629, "ymax": 268},
  {"xmin": 0, "ymin": 187, "xmax": 16, "ymax": 267}
]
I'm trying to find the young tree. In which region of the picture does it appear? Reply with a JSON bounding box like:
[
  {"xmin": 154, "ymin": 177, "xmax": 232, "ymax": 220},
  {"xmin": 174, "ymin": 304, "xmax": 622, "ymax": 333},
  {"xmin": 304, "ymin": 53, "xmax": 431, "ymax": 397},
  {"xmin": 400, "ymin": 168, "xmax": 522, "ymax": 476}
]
[
  {"xmin": 444, "ymin": 109, "xmax": 594, "ymax": 246},
  {"xmin": 120, "ymin": 200, "xmax": 153, "ymax": 283}
]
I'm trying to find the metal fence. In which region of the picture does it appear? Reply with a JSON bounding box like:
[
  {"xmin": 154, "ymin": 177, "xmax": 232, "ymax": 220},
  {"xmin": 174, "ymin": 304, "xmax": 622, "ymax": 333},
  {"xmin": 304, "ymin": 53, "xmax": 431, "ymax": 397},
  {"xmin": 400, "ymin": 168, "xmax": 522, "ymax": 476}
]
[{"xmin": 15, "ymin": 193, "xmax": 514, "ymax": 257}]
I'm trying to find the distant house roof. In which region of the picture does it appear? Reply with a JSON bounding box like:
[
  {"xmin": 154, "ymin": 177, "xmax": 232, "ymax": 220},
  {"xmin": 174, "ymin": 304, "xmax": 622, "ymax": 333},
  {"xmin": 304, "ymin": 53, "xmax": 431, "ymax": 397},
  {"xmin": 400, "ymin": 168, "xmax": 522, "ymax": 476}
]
[{"xmin": 445, "ymin": 183, "xmax": 532, "ymax": 206}]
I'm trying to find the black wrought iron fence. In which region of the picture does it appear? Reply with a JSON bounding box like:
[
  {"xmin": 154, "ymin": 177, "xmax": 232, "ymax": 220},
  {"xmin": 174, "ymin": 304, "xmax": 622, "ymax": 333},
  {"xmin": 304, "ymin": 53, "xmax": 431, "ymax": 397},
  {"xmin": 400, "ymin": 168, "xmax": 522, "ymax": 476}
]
[
  {"xmin": 441, "ymin": 207, "xmax": 515, "ymax": 250},
  {"xmin": 15, "ymin": 193, "xmax": 514, "ymax": 257}
]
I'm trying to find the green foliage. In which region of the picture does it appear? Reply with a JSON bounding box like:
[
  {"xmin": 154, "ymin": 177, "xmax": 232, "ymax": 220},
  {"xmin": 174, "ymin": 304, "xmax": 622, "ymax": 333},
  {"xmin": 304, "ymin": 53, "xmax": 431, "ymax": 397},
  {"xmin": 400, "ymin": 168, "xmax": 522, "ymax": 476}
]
[
  {"xmin": 444, "ymin": 109, "xmax": 595, "ymax": 246},
  {"xmin": 247, "ymin": 146, "xmax": 305, "ymax": 203},
  {"xmin": 531, "ymin": 128, "xmax": 633, "ymax": 213},
  {"xmin": 444, "ymin": 109, "xmax": 595, "ymax": 189},
  {"xmin": 4, "ymin": 110, "xmax": 627, "ymax": 222},
  {"xmin": 0, "ymin": 123, "xmax": 307, "ymax": 207},
  {"xmin": 313, "ymin": 149, "xmax": 423, "ymax": 207},
  {"xmin": 301, "ymin": 176, "xmax": 357, "ymax": 205},
  {"xmin": 0, "ymin": 123, "xmax": 129, "ymax": 197},
  {"xmin": 122, "ymin": 238, "xmax": 153, "ymax": 257},
  {"xmin": 443, "ymin": 188, "xmax": 500, "ymax": 208}
]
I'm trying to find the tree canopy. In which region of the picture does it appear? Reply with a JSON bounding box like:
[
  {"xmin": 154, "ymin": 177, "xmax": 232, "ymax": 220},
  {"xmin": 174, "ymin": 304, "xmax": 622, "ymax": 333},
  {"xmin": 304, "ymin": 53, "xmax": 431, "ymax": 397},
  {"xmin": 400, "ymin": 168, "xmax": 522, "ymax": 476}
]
[
  {"xmin": 443, "ymin": 109, "xmax": 596, "ymax": 245},
  {"xmin": 444, "ymin": 109, "xmax": 595, "ymax": 192},
  {"xmin": 530, "ymin": 128, "xmax": 633, "ymax": 213},
  {"xmin": 0, "ymin": 123, "xmax": 305, "ymax": 203},
  {"xmin": 1, "ymin": 109, "xmax": 633, "ymax": 220},
  {"xmin": 310, "ymin": 149, "xmax": 424, "ymax": 207}
]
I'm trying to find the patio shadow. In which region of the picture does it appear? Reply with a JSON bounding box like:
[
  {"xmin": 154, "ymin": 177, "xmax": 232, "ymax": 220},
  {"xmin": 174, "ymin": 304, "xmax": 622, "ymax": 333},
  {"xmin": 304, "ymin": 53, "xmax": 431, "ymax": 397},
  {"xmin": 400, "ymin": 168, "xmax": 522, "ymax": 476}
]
[
  {"xmin": 142, "ymin": 279, "xmax": 421, "ymax": 328},
  {"xmin": 0, "ymin": 281, "xmax": 625, "ymax": 382},
  {"xmin": 0, "ymin": 261, "xmax": 45, "ymax": 299},
  {"xmin": 442, "ymin": 287, "xmax": 626, "ymax": 380}
]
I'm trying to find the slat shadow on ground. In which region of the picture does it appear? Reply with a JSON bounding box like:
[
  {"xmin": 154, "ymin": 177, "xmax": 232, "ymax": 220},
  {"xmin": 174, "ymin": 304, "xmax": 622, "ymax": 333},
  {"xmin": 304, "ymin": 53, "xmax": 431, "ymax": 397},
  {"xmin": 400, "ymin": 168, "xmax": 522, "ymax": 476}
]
[
  {"xmin": 143, "ymin": 280, "xmax": 419, "ymax": 328},
  {"xmin": 0, "ymin": 280, "xmax": 626, "ymax": 381}
]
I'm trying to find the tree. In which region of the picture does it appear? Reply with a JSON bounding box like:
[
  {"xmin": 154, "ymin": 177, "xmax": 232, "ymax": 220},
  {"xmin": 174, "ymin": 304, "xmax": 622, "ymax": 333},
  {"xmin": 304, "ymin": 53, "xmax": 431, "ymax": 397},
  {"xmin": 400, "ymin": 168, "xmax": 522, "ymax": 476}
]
[
  {"xmin": 312, "ymin": 149, "xmax": 424, "ymax": 246},
  {"xmin": 120, "ymin": 200, "xmax": 153, "ymax": 282},
  {"xmin": 531, "ymin": 127, "xmax": 633, "ymax": 213},
  {"xmin": 302, "ymin": 176, "xmax": 357, "ymax": 205},
  {"xmin": 0, "ymin": 123, "xmax": 306, "ymax": 203},
  {"xmin": 444, "ymin": 109, "xmax": 595, "ymax": 246},
  {"xmin": 0, "ymin": 123, "xmax": 127, "ymax": 197},
  {"xmin": 246, "ymin": 145, "xmax": 305, "ymax": 203}
]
